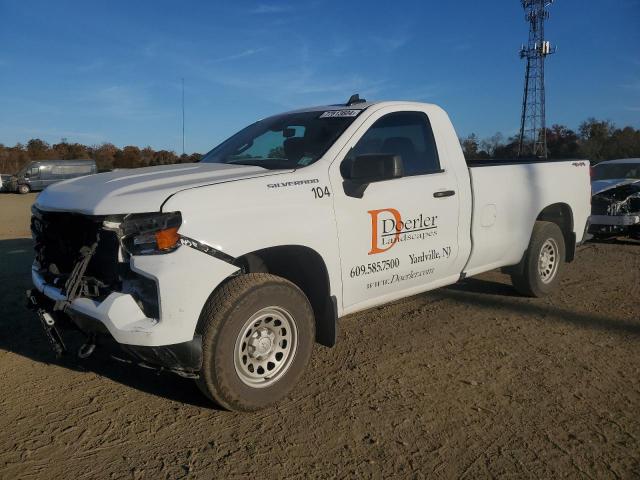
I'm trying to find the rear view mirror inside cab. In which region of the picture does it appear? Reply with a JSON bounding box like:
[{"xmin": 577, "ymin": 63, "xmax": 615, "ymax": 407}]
[{"xmin": 282, "ymin": 128, "xmax": 296, "ymax": 138}]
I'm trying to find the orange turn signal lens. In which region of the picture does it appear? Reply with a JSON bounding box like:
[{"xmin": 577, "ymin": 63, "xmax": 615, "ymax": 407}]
[{"xmin": 154, "ymin": 227, "xmax": 180, "ymax": 250}]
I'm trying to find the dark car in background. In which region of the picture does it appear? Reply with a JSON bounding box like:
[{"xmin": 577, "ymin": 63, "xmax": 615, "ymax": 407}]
[
  {"xmin": 589, "ymin": 158, "xmax": 640, "ymax": 239},
  {"xmin": 6, "ymin": 160, "xmax": 97, "ymax": 194}
]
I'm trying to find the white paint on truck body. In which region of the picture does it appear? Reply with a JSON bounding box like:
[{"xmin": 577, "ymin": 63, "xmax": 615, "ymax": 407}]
[
  {"xmin": 32, "ymin": 101, "xmax": 591, "ymax": 347},
  {"xmin": 465, "ymin": 161, "xmax": 591, "ymax": 276}
]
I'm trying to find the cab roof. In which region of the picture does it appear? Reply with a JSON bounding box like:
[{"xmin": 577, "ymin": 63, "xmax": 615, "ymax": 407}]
[
  {"xmin": 281, "ymin": 92, "xmax": 439, "ymax": 116},
  {"xmin": 284, "ymin": 101, "xmax": 378, "ymax": 115},
  {"xmin": 280, "ymin": 100, "xmax": 437, "ymax": 116}
]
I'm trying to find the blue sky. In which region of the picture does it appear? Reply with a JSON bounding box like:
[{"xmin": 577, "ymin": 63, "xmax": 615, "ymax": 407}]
[{"xmin": 1, "ymin": 0, "xmax": 638, "ymax": 153}]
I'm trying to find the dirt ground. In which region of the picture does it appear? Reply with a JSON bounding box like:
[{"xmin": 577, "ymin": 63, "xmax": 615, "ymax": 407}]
[{"xmin": 1, "ymin": 193, "xmax": 639, "ymax": 479}]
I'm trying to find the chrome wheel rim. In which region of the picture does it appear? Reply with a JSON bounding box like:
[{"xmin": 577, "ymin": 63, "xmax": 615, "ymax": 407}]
[
  {"xmin": 233, "ymin": 306, "xmax": 297, "ymax": 388},
  {"xmin": 538, "ymin": 238, "xmax": 559, "ymax": 284}
]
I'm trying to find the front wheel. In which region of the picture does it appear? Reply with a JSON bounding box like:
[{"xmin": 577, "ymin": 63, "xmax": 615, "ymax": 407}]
[
  {"xmin": 196, "ymin": 273, "xmax": 315, "ymax": 411},
  {"xmin": 17, "ymin": 184, "xmax": 30, "ymax": 194},
  {"xmin": 510, "ymin": 221, "xmax": 566, "ymax": 297}
]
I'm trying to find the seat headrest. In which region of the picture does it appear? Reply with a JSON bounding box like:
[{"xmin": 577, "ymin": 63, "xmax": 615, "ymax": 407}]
[
  {"xmin": 284, "ymin": 137, "xmax": 306, "ymax": 162},
  {"xmin": 381, "ymin": 137, "xmax": 415, "ymax": 155}
]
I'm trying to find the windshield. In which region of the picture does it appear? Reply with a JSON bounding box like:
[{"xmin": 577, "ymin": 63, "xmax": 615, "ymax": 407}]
[
  {"xmin": 200, "ymin": 110, "xmax": 360, "ymax": 169},
  {"xmin": 593, "ymin": 163, "xmax": 640, "ymax": 181}
]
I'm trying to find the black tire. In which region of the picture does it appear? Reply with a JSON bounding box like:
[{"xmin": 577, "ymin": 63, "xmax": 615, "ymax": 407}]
[
  {"xmin": 196, "ymin": 273, "xmax": 315, "ymax": 411},
  {"xmin": 18, "ymin": 184, "xmax": 30, "ymax": 194},
  {"xmin": 510, "ymin": 221, "xmax": 566, "ymax": 297}
]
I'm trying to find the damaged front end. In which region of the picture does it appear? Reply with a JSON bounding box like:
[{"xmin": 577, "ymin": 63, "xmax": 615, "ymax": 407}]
[
  {"xmin": 589, "ymin": 181, "xmax": 640, "ymax": 239},
  {"xmin": 28, "ymin": 207, "xmax": 201, "ymax": 376}
]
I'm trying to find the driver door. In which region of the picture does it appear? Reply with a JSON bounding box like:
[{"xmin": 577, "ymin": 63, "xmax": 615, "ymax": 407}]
[{"xmin": 330, "ymin": 107, "xmax": 462, "ymax": 311}]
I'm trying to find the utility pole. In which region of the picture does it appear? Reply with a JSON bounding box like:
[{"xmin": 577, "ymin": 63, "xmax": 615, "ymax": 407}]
[{"xmin": 518, "ymin": 0, "xmax": 556, "ymax": 158}]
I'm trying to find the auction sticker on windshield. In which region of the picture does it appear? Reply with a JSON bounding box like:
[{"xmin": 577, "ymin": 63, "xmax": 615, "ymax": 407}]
[{"xmin": 319, "ymin": 110, "xmax": 360, "ymax": 118}]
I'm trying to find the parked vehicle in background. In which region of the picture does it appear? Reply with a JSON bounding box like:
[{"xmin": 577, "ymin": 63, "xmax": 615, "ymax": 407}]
[
  {"xmin": 0, "ymin": 174, "xmax": 12, "ymax": 192},
  {"xmin": 591, "ymin": 158, "xmax": 640, "ymax": 194},
  {"xmin": 6, "ymin": 159, "xmax": 97, "ymax": 194},
  {"xmin": 28, "ymin": 97, "xmax": 591, "ymax": 411},
  {"xmin": 589, "ymin": 158, "xmax": 640, "ymax": 239}
]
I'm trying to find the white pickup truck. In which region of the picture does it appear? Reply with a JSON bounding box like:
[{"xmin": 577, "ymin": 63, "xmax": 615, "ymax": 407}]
[{"xmin": 29, "ymin": 97, "xmax": 591, "ymax": 411}]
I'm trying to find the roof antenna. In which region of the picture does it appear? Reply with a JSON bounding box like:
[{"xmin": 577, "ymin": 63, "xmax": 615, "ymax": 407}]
[
  {"xmin": 346, "ymin": 93, "xmax": 366, "ymax": 106},
  {"xmin": 181, "ymin": 77, "xmax": 185, "ymax": 156}
]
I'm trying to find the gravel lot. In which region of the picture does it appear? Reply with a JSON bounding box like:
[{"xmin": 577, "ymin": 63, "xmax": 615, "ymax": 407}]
[{"xmin": 1, "ymin": 193, "xmax": 639, "ymax": 479}]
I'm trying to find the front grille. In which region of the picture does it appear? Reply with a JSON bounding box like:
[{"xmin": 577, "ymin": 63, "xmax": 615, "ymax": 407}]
[{"xmin": 31, "ymin": 209, "xmax": 120, "ymax": 295}]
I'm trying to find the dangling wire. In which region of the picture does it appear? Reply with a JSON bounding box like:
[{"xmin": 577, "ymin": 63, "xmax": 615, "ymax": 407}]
[{"xmin": 54, "ymin": 232, "xmax": 100, "ymax": 312}]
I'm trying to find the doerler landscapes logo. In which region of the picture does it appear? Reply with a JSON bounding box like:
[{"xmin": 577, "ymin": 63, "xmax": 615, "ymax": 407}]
[{"xmin": 368, "ymin": 208, "xmax": 438, "ymax": 255}]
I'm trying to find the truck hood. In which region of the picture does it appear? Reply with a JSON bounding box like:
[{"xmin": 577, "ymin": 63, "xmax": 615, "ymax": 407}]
[
  {"xmin": 35, "ymin": 163, "xmax": 287, "ymax": 215},
  {"xmin": 592, "ymin": 178, "xmax": 640, "ymax": 195}
]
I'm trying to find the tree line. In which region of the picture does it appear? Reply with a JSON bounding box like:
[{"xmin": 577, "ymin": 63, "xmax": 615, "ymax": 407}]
[
  {"xmin": 0, "ymin": 139, "xmax": 203, "ymax": 174},
  {"xmin": 1, "ymin": 117, "xmax": 639, "ymax": 174},
  {"xmin": 461, "ymin": 118, "xmax": 640, "ymax": 162}
]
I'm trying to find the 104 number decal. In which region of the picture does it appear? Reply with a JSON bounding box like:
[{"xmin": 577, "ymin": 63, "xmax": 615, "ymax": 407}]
[
  {"xmin": 311, "ymin": 186, "xmax": 331, "ymax": 199},
  {"xmin": 350, "ymin": 258, "xmax": 400, "ymax": 278}
]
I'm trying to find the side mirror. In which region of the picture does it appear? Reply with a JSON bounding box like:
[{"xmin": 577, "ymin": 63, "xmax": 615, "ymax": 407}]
[{"xmin": 341, "ymin": 154, "xmax": 404, "ymax": 198}]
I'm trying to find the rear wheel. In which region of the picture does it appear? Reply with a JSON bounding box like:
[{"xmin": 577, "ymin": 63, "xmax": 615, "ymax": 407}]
[
  {"xmin": 196, "ymin": 273, "xmax": 315, "ymax": 411},
  {"xmin": 510, "ymin": 221, "xmax": 566, "ymax": 297},
  {"xmin": 17, "ymin": 184, "xmax": 30, "ymax": 194}
]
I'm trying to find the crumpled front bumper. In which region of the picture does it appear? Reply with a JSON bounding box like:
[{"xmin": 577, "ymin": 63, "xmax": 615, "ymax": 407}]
[{"xmin": 31, "ymin": 245, "xmax": 239, "ymax": 347}]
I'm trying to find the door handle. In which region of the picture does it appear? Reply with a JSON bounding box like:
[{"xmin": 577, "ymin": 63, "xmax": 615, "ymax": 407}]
[{"xmin": 433, "ymin": 190, "xmax": 456, "ymax": 198}]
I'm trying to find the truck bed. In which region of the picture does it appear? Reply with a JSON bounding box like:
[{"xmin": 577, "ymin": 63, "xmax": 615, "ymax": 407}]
[{"xmin": 462, "ymin": 159, "xmax": 591, "ymax": 277}]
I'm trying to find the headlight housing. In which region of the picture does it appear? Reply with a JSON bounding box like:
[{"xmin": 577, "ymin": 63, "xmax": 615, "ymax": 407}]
[{"xmin": 121, "ymin": 212, "xmax": 182, "ymax": 255}]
